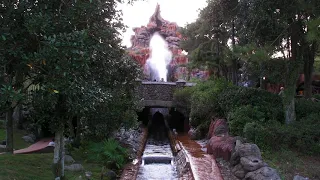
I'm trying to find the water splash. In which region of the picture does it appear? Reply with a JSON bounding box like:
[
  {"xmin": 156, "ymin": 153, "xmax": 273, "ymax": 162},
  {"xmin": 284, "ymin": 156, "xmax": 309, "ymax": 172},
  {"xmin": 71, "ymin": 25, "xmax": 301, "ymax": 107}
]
[{"xmin": 146, "ymin": 32, "xmax": 172, "ymax": 82}]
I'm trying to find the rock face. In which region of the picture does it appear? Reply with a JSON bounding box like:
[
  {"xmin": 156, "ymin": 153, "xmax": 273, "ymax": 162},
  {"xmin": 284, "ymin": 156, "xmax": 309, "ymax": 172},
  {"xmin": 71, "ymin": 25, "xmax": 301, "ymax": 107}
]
[
  {"xmin": 127, "ymin": 4, "xmax": 192, "ymax": 81},
  {"xmin": 230, "ymin": 141, "xmax": 281, "ymax": 180},
  {"xmin": 113, "ymin": 126, "xmax": 144, "ymax": 160},
  {"xmin": 64, "ymin": 155, "xmax": 75, "ymax": 164},
  {"xmin": 22, "ymin": 135, "xmax": 35, "ymax": 143},
  {"xmin": 207, "ymin": 119, "xmax": 234, "ymax": 161}
]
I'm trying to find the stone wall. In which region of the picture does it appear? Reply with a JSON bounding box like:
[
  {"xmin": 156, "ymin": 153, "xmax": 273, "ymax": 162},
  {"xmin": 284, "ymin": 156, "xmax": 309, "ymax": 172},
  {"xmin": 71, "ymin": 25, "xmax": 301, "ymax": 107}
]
[{"xmin": 136, "ymin": 80, "xmax": 195, "ymax": 107}]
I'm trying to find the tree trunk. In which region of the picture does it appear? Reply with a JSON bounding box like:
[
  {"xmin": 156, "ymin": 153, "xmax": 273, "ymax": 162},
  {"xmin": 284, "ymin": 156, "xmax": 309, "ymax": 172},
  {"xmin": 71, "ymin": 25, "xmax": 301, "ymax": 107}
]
[
  {"xmin": 68, "ymin": 117, "xmax": 75, "ymax": 138},
  {"xmin": 304, "ymin": 57, "xmax": 313, "ymax": 98},
  {"xmin": 6, "ymin": 107, "xmax": 14, "ymax": 153},
  {"xmin": 53, "ymin": 129, "xmax": 65, "ymax": 179},
  {"xmin": 231, "ymin": 20, "xmax": 238, "ymax": 85},
  {"xmin": 283, "ymin": 21, "xmax": 300, "ymax": 124},
  {"xmin": 284, "ymin": 86, "xmax": 296, "ymax": 124},
  {"xmin": 303, "ymin": 43, "xmax": 316, "ymax": 99},
  {"xmin": 74, "ymin": 117, "xmax": 81, "ymax": 147}
]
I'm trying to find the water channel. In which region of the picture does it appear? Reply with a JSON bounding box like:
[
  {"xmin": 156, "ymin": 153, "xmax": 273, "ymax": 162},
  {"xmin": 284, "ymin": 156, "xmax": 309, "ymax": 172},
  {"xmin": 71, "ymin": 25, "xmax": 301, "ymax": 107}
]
[{"xmin": 136, "ymin": 138, "xmax": 178, "ymax": 180}]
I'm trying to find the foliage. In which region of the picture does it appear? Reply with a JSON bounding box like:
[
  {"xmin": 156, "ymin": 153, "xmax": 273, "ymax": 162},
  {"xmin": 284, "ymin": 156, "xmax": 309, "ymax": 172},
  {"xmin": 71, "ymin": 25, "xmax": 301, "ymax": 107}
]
[
  {"xmin": 228, "ymin": 105, "xmax": 265, "ymax": 136},
  {"xmin": 218, "ymin": 86, "xmax": 283, "ymax": 121},
  {"xmin": 262, "ymin": 149, "xmax": 320, "ymax": 180},
  {"xmin": 244, "ymin": 113, "xmax": 320, "ymax": 155},
  {"xmin": 173, "ymin": 79, "xmax": 231, "ymax": 136},
  {"xmin": 19, "ymin": 0, "xmax": 142, "ymax": 138},
  {"xmin": 295, "ymin": 99, "xmax": 320, "ymax": 120},
  {"xmin": 173, "ymin": 86, "xmax": 194, "ymax": 115},
  {"xmin": 189, "ymin": 79, "xmax": 231, "ymax": 127},
  {"xmin": 86, "ymin": 139, "xmax": 129, "ymax": 169}
]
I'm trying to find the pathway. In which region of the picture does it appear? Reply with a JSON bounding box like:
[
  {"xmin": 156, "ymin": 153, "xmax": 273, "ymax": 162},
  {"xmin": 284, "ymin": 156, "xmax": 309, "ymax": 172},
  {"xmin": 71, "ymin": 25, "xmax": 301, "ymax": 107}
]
[
  {"xmin": 14, "ymin": 138, "xmax": 53, "ymax": 154},
  {"xmin": 176, "ymin": 134, "xmax": 223, "ymax": 180}
]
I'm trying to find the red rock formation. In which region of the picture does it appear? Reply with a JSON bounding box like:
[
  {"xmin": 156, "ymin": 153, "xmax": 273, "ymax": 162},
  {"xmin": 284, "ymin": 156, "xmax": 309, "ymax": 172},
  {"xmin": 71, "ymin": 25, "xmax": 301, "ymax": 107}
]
[
  {"xmin": 207, "ymin": 119, "xmax": 234, "ymax": 161},
  {"xmin": 127, "ymin": 4, "xmax": 189, "ymax": 81}
]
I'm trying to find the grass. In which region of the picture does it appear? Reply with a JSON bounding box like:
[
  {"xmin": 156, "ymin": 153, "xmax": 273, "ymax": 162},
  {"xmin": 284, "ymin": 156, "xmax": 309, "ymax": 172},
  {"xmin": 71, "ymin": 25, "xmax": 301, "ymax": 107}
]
[
  {"xmin": 0, "ymin": 128, "xmax": 32, "ymax": 150},
  {"xmin": 0, "ymin": 153, "xmax": 54, "ymax": 180},
  {"xmin": 0, "ymin": 153, "xmax": 102, "ymax": 180},
  {"xmin": 262, "ymin": 149, "xmax": 320, "ymax": 180},
  {"xmin": 0, "ymin": 126, "xmax": 102, "ymax": 180}
]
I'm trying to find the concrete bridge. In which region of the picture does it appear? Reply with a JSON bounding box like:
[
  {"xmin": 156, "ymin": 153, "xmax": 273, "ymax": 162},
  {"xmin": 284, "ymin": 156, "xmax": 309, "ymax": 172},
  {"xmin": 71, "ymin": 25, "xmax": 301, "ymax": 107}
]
[{"xmin": 135, "ymin": 80, "xmax": 196, "ymax": 108}]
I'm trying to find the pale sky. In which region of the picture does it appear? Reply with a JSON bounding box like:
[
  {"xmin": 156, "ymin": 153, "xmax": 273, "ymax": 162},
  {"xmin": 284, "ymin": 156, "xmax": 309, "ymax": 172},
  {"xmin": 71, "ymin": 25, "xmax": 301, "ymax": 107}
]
[{"xmin": 118, "ymin": 0, "xmax": 208, "ymax": 47}]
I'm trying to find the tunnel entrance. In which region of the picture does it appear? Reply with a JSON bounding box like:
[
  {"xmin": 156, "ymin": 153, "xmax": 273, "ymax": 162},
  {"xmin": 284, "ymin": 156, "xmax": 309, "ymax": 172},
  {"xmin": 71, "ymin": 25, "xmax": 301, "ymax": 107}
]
[
  {"xmin": 149, "ymin": 111, "xmax": 168, "ymax": 141},
  {"xmin": 168, "ymin": 108, "xmax": 189, "ymax": 133},
  {"xmin": 137, "ymin": 107, "xmax": 189, "ymax": 134}
]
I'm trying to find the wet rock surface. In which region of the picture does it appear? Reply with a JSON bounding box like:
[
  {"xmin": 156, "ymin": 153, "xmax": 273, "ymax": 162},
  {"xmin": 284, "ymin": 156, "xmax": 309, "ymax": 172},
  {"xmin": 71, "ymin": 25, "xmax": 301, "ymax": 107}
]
[
  {"xmin": 113, "ymin": 125, "xmax": 144, "ymax": 160},
  {"xmin": 216, "ymin": 158, "xmax": 240, "ymax": 180}
]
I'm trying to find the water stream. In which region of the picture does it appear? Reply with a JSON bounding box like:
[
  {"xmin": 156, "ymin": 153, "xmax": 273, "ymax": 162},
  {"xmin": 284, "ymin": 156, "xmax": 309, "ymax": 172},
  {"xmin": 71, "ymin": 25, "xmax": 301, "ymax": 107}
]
[{"xmin": 136, "ymin": 139, "xmax": 178, "ymax": 180}]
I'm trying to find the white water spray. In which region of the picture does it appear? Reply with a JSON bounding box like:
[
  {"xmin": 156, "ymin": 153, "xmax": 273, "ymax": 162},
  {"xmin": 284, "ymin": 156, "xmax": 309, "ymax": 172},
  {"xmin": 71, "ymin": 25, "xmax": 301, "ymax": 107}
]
[{"xmin": 146, "ymin": 32, "xmax": 172, "ymax": 82}]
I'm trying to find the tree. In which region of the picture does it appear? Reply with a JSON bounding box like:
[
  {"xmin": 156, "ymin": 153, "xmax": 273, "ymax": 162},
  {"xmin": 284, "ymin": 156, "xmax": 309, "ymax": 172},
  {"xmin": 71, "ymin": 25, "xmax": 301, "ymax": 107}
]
[
  {"xmin": 0, "ymin": 0, "xmax": 35, "ymax": 153},
  {"xmin": 183, "ymin": 0, "xmax": 320, "ymax": 124},
  {"xmin": 2, "ymin": 0, "xmax": 142, "ymax": 179}
]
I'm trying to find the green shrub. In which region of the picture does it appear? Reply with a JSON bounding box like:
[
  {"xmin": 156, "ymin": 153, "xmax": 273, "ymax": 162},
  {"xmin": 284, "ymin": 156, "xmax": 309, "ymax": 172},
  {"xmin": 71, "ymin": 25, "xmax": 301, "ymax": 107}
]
[
  {"xmin": 244, "ymin": 113, "xmax": 320, "ymax": 155},
  {"xmin": 173, "ymin": 79, "xmax": 231, "ymax": 130},
  {"xmin": 313, "ymin": 94, "xmax": 320, "ymax": 100},
  {"xmin": 189, "ymin": 79, "xmax": 231, "ymax": 127},
  {"xmin": 228, "ymin": 105, "xmax": 265, "ymax": 136},
  {"xmin": 173, "ymin": 86, "xmax": 194, "ymax": 114},
  {"xmin": 0, "ymin": 120, "xmax": 4, "ymax": 129},
  {"xmin": 219, "ymin": 86, "xmax": 283, "ymax": 122},
  {"xmin": 86, "ymin": 139, "xmax": 129, "ymax": 169},
  {"xmin": 295, "ymin": 98, "xmax": 320, "ymax": 120}
]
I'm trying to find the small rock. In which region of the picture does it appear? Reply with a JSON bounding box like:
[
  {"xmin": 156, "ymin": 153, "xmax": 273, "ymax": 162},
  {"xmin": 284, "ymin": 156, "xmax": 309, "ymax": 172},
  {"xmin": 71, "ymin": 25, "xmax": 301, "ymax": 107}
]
[
  {"xmin": 65, "ymin": 164, "xmax": 84, "ymax": 172},
  {"xmin": 232, "ymin": 164, "xmax": 246, "ymax": 179},
  {"xmin": 22, "ymin": 135, "xmax": 34, "ymax": 143},
  {"xmin": 293, "ymin": 175, "xmax": 309, "ymax": 180},
  {"xmin": 64, "ymin": 155, "xmax": 75, "ymax": 164},
  {"xmin": 101, "ymin": 170, "xmax": 117, "ymax": 180},
  {"xmin": 27, "ymin": 134, "xmax": 36, "ymax": 141},
  {"xmin": 240, "ymin": 156, "xmax": 266, "ymax": 171},
  {"xmin": 244, "ymin": 166, "xmax": 281, "ymax": 180}
]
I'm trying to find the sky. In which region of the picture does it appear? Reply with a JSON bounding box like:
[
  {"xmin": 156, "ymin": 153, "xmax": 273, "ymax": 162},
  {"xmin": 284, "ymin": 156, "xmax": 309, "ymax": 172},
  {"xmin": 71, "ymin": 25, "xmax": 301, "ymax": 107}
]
[{"xmin": 118, "ymin": 0, "xmax": 208, "ymax": 47}]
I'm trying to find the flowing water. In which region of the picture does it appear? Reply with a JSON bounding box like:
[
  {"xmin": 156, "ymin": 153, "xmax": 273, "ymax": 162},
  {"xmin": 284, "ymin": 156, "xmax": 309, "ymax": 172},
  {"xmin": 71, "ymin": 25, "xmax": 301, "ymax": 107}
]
[{"xmin": 136, "ymin": 139, "xmax": 178, "ymax": 180}]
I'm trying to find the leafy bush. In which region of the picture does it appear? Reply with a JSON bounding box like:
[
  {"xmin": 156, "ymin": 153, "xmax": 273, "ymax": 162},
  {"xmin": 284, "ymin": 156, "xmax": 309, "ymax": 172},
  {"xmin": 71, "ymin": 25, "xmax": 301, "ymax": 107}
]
[
  {"xmin": 228, "ymin": 105, "xmax": 265, "ymax": 136},
  {"xmin": 295, "ymin": 98, "xmax": 320, "ymax": 120},
  {"xmin": 219, "ymin": 86, "xmax": 283, "ymax": 122},
  {"xmin": 244, "ymin": 113, "xmax": 320, "ymax": 155},
  {"xmin": 86, "ymin": 139, "xmax": 129, "ymax": 169},
  {"xmin": 173, "ymin": 86, "xmax": 194, "ymax": 114},
  {"xmin": 173, "ymin": 79, "xmax": 231, "ymax": 138},
  {"xmin": 189, "ymin": 79, "xmax": 231, "ymax": 127},
  {"xmin": 313, "ymin": 94, "xmax": 320, "ymax": 100}
]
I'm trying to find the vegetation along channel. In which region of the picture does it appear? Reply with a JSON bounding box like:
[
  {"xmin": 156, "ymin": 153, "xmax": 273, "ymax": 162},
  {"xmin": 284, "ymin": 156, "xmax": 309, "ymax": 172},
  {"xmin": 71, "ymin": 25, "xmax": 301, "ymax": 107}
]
[{"xmin": 1, "ymin": 0, "xmax": 320, "ymax": 180}]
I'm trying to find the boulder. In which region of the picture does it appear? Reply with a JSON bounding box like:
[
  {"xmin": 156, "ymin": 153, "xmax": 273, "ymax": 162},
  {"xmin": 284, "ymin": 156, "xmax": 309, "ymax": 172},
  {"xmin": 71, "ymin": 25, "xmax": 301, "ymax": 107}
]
[
  {"xmin": 101, "ymin": 169, "xmax": 117, "ymax": 180},
  {"xmin": 27, "ymin": 134, "xmax": 36, "ymax": 141},
  {"xmin": 65, "ymin": 164, "xmax": 84, "ymax": 172},
  {"xmin": 208, "ymin": 119, "xmax": 229, "ymax": 138},
  {"xmin": 64, "ymin": 155, "xmax": 75, "ymax": 164},
  {"xmin": 0, "ymin": 145, "xmax": 6, "ymax": 152},
  {"xmin": 244, "ymin": 166, "xmax": 281, "ymax": 180},
  {"xmin": 240, "ymin": 156, "xmax": 266, "ymax": 171},
  {"xmin": 231, "ymin": 142, "xmax": 262, "ymax": 166},
  {"xmin": 232, "ymin": 164, "xmax": 246, "ymax": 179},
  {"xmin": 207, "ymin": 135, "xmax": 234, "ymax": 161},
  {"xmin": 293, "ymin": 175, "xmax": 309, "ymax": 180},
  {"xmin": 22, "ymin": 135, "xmax": 34, "ymax": 143}
]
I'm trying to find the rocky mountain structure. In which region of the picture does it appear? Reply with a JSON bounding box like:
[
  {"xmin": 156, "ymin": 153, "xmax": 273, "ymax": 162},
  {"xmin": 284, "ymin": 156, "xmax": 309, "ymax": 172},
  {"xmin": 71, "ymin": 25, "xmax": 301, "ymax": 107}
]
[{"xmin": 127, "ymin": 4, "xmax": 189, "ymax": 81}]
